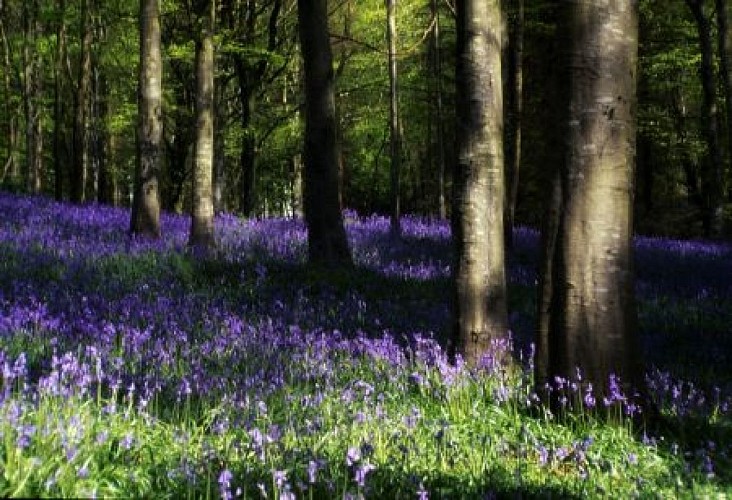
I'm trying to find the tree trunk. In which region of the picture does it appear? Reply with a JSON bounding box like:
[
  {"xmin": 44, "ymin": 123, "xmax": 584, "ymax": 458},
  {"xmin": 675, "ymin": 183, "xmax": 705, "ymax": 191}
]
[
  {"xmin": 387, "ymin": 0, "xmax": 401, "ymax": 235},
  {"xmin": 717, "ymin": 0, "xmax": 732, "ymax": 203},
  {"xmin": 213, "ymin": 76, "xmax": 226, "ymax": 213},
  {"xmin": 53, "ymin": 0, "xmax": 67, "ymax": 201},
  {"xmin": 430, "ymin": 0, "xmax": 447, "ymax": 219},
  {"xmin": 22, "ymin": 0, "xmax": 43, "ymax": 194},
  {"xmin": 686, "ymin": 0, "xmax": 724, "ymax": 237},
  {"xmin": 544, "ymin": 0, "xmax": 641, "ymax": 400},
  {"xmin": 0, "ymin": 0, "xmax": 19, "ymax": 183},
  {"xmin": 130, "ymin": 0, "xmax": 162, "ymax": 237},
  {"xmin": 71, "ymin": 0, "xmax": 92, "ymax": 203},
  {"xmin": 503, "ymin": 0, "xmax": 523, "ymax": 248},
  {"xmin": 297, "ymin": 0, "xmax": 352, "ymax": 268},
  {"xmin": 452, "ymin": 0, "xmax": 508, "ymax": 365},
  {"xmin": 189, "ymin": 0, "xmax": 216, "ymax": 251}
]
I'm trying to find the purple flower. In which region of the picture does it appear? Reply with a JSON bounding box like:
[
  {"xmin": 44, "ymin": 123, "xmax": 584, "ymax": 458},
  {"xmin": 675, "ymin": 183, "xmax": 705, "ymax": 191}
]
[
  {"xmin": 218, "ymin": 469, "xmax": 233, "ymax": 500},
  {"xmin": 353, "ymin": 462, "xmax": 376, "ymax": 488},
  {"xmin": 346, "ymin": 446, "xmax": 361, "ymax": 466}
]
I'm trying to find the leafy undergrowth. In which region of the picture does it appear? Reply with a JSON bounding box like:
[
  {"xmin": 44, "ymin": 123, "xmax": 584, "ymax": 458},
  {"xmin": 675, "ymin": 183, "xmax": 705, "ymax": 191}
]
[{"xmin": 0, "ymin": 192, "xmax": 731, "ymax": 498}]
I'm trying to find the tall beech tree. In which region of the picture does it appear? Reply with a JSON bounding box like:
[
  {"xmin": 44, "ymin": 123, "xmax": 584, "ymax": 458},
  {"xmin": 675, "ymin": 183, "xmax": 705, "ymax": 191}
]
[
  {"xmin": 189, "ymin": 0, "xmax": 216, "ymax": 250},
  {"xmin": 297, "ymin": 0, "xmax": 352, "ymax": 267},
  {"xmin": 452, "ymin": 0, "xmax": 508, "ymax": 365},
  {"xmin": 539, "ymin": 0, "xmax": 641, "ymax": 398},
  {"xmin": 130, "ymin": 0, "xmax": 162, "ymax": 237}
]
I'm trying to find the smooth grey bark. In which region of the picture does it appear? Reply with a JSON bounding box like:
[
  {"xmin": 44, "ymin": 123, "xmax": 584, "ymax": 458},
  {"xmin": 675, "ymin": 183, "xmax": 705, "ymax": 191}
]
[
  {"xmin": 130, "ymin": 0, "xmax": 162, "ymax": 237},
  {"xmin": 297, "ymin": 0, "xmax": 352, "ymax": 267},
  {"xmin": 452, "ymin": 0, "xmax": 508, "ymax": 365},
  {"xmin": 686, "ymin": 0, "xmax": 724, "ymax": 237},
  {"xmin": 189, "ymin": 0, "xmax": 216, "ymax": 251},
  {"xmin": 387, "ymin": 0, "xmax": 402, "ymax": 235},
  {"xmin": 543, "ymin": 0, "xmax": 641, "ymax": 399}
]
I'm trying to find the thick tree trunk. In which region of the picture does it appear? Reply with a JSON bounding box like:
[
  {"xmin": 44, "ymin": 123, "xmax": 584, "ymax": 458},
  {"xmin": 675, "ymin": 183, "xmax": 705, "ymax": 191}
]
[
  {"xmin": 71, "ymin": 0, "xmax": 92, "ymax": 203},
  {"xmin": 503, "ymin": 0, "xmax": 523, "ymax": 248},
  {"xmin": 686, "ymin": 0, "xmax": 724, "ymax": 237},
  {"xmin": 297, "ymin": 0, "xmax": 352, "ymax": 267},
  {"xmin": 387, "ymin": 0, "xmax": 401, "ymax": 235},
  {"xmin": 189, "ymin": 0, "xmax": 216, "ymax": 251},
  {"xmin": 545, "ymin": 0, "xmax": 641, "ymax": 399},
  {"xmin": 452, "ymin": 0, "xmax": 508, "ymax": 365},
  {"xmin": 130, "ymin": 0, "xmax": 162, "ymax": 237}
]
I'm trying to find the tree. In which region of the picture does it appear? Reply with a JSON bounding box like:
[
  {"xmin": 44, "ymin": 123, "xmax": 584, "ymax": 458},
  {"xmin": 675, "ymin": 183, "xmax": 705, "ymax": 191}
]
[
  {"xmin": 130, "ymin": 0, "xmax": 162, "ymax": 237},
  {"xmin": 717, "ymin": 0, "xmax": 732, "ymax": 188},
  {"xmin": 538, "ymin": 0, "xmax": 641, "ymax": 399},
  {"xmin": 189, "ymin": 0, "xmax": 216, "ymax": 250},
  {"xmin": 452, "ymin": 0, "xmax": 508, "ymax": 365},
  {"xmin": 685, "ymin": 0, "xmax": 724, "ymax": 237},
  {"xmin": 387, "ymin": 0, "xmax": 402, "ymax": 235},
  {"xmin": 71, "ymin": 0, "xmax": 92, "ymax": 203},
  {"xmin": 297, "ymin": 0, "xmax": 352, "ymax": 267}
]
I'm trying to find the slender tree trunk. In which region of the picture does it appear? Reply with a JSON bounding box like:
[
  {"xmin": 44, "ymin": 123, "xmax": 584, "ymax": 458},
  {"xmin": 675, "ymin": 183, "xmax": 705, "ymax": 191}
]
[
  {"xmin": 53, "ymin": 0, "xmax": 67, "ymax": 200},
  {"xmin": 189, "ymin": 0, "xmax": 216, "ymax": 251},
  {"xmin": 297, "ymin": 0, "xmax": 352, "ymax": 267},
  {"xmin": 544, "ymin": 0, "xmax": 641, "ymax": 400},
  {"xmin": 452, "ymin": 0, "xmax": 508, "ymax": 365},
  {"xmin": 213, "ymin": 75, "xmax": 226, "ymax": 213},
  {"xmin": 71, "ymin": 0, "xmax": 92, "ymax": 203},
  {"xmin": 717, "ymin": 0, "xmax": 732, "ymax": 201},
  {"xmin": 23, "ymin": 0, "xmax": 43, "ymax": 194},
  {"xmin": 387, "ymin": 0, "xmax": 401, "ymax": 235},
  {"xmin": 94, "ymin": 70, "xmax": 110, "ymax": 204},
  {"xmin": 503, "ymin": 0, "xmax": 523, "ymax": 248},
  {"xmin": 130, "ymin": 0, "xmax": 162, "ymax": 237},
  {"xmin": 430, "ymin": 0, "xmax": 447, "ymax": 219},
  {"xmin": 686, "ymin": 0, "xmax": 724, "ymax": 237},
  {"xmin": 0, "ymin": 0, "xmax": 19, "ymax": 183}
]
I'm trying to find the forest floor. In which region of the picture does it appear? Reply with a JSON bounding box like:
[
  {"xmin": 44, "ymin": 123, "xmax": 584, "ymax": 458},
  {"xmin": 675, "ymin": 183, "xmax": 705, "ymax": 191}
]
[{"xmin": 0, "ymin": 191, "xmax": 731, "ymax": 498}]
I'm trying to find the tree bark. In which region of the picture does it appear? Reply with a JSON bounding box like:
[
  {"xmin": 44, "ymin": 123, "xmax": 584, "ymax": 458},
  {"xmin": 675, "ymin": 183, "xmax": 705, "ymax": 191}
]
[
  {"xmin": 387, "ymin": 0, "xmax": 401, "ymax": 235},
  {"xmin": 71, "ymin": 0, "xmax": 92, "ymax": 203},
  {"xmin": 430, "ymin": 0, "xmax": 447, "ymax": 220},
  {"xmin": 452, "ymin": 0, "xmax": 508, "ymax": 365},
  {"xmin": 0, "ymin": 0, "xmax": 19, "ymax": 183},
  {"xmin": 22, "ymin": 0, "xmax": 43, "ymax": 194},
  {"xmin": 53, "ymin": 0, "xmax": 67, "ymax": 201},
  {"xmin": 686, "ymin": 0, "xmax": 724, "ymax": 237},
  {"xmin": 717, "ymin": 0, "xmax": 732, "ymax": 205},
  {"xmin": 297, "ymin": 0, "xmax": 352, "ymax": 267},
  {"xmin": 544, "ymin": 0, "xmax": 641, "ymax": 399},
  {"xmin": 130, "ymin": 0, "xmax": 162, "ymax": 237},
  {"xmin": 189, "ymin": 0, "xmax": 216, "ymax": 251}
]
